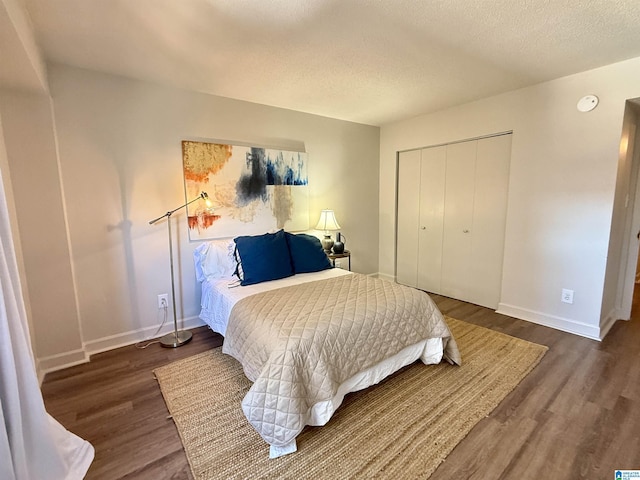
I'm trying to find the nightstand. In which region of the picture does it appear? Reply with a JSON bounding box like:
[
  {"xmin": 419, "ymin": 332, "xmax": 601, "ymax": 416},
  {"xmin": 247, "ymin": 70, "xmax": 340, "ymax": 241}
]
[{"xmin": 328, "ymin": 250, "xmax": 351, "ymax": 271}]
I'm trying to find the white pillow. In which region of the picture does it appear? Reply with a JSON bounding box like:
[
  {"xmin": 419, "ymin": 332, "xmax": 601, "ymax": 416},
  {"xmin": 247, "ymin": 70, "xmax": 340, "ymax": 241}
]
[{"xmin": 193, "ymin": 239, "xmax": 236, "ymax": 282}]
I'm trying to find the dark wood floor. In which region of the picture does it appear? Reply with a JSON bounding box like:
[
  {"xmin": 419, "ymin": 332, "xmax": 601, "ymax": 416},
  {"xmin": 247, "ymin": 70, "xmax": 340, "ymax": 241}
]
[{"xmin": 41, "ymin": 292, "xmax": 640, "ymax": 479}]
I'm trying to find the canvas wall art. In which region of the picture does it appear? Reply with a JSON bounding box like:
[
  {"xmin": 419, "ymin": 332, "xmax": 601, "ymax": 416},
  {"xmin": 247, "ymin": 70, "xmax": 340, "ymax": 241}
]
[{"xmin": 182, "ymin": 140, "xmax": 309, "ymax": 240}]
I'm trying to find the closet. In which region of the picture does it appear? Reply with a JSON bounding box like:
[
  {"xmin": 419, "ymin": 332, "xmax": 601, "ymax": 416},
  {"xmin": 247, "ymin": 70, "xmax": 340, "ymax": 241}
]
[{"xmin": 396, "ymin": 133, "xmax": 512, "ymax": 309}]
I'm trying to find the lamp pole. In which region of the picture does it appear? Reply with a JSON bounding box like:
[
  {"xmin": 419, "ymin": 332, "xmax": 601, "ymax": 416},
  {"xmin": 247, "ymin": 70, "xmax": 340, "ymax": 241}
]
[{"xmin": 149, "ymin": 192, "xmax": 210, "ymax": 347}]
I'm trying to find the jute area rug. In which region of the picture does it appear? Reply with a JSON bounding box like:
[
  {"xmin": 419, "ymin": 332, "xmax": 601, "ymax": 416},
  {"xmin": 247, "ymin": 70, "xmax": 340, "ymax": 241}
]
[{"xmin": 154, "ymin": 317, "xmax": 547, "ymax": 480}]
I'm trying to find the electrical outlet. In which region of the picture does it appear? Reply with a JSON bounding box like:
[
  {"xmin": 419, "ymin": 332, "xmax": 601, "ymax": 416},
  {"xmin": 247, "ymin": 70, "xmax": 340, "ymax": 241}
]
[
  {"xmin": 335, "ymin": 260, "xmax": 342, "ymax": 269},
  {"xmin": 561, "ymin": 289, "xmax": 574, "ymax": 304},
  {"xmin": 157, "ymin": 293, "xmax": 169, "ymax": 309}
]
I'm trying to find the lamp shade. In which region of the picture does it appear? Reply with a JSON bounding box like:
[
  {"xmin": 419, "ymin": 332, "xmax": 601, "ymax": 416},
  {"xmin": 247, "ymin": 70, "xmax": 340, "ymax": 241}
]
[{"xmin": 315, "ymin": 210, "xmax": 341, "ymax": 231}]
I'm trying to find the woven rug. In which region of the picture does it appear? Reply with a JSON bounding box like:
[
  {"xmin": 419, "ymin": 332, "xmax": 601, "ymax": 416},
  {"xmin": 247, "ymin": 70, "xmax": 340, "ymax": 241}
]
[{"xmin": 154, "ymin": 317, "xmax": 547, "ymax": 479}]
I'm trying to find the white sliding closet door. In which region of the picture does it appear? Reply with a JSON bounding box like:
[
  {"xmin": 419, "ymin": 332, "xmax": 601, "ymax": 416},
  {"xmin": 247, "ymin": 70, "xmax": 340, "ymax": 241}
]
[
  {"xmin": 395, "ymin": 133, "xmax": 512, "ymax": 309},
  {"xmin": 440, "ymin": 141, "xmax": 477, "ymax": 301},
  {"xmin": 417, "ymin": 146, "xmax": 446, "ymax": 293},
  {"xmin": 396, "ymin": 149, "xmax": 421, "ymax": 287},
  {"xmin": 467, "ymin": 134, "xmax": 512, "ymax": 307}
]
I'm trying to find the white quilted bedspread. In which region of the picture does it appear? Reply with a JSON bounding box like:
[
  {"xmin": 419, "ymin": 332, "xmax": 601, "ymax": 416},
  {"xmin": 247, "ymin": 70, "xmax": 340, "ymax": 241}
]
[{"xmin": 222, "ymin": 273, "xmax": 461, "ymax": 451}]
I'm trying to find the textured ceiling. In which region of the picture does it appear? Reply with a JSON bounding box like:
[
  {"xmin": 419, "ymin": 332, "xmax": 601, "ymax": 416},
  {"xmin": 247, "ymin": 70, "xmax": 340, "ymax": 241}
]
[{"xmin": 17, "ymin": 0, "xmax": 640, "ymax": 125}]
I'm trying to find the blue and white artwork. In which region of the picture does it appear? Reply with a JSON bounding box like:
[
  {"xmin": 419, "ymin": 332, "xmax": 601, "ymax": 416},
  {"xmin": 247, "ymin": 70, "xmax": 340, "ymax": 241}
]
[{"xmin": 182, "ymin": 141, "xmax": 309, "ymax": 240}]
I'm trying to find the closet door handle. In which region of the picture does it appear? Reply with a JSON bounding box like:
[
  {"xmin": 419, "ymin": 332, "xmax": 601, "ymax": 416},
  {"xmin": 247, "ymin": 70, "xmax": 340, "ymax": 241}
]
[
  {"xmin": 463, "ymin": 229, "xmax": 470, "ymax": 233},
  {"xmin": 421, "ymin": 226, "xmax": 426, "ymax": 230}
]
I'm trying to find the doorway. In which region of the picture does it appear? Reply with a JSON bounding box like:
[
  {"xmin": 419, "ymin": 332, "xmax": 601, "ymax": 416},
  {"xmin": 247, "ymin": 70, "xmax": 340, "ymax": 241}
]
[{"xmin": 615, "ymin": 99, "xmax": 640, "ymax": 322}]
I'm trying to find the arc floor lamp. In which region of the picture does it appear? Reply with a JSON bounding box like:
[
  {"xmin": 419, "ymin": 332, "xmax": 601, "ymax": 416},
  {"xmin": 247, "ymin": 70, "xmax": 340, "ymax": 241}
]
[{"xmin": 149, "ymin": 191, "xmax": 211, "ymax": 348}]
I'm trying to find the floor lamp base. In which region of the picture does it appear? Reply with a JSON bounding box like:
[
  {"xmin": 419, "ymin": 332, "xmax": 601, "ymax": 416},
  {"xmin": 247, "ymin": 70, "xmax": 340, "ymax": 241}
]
[{"xmin": 160, "ymin": 330, "xmax": 193, "ymax": 348}]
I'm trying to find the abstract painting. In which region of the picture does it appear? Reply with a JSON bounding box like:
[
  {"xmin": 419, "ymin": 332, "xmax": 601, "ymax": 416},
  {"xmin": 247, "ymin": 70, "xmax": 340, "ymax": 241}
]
[{"xmin": 182, "ymin": 140, "xmax": 309, "ymax": 240}]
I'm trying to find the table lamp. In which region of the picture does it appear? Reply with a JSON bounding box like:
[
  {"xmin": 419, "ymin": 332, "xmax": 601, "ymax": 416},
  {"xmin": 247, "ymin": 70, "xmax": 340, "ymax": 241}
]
[{"xmin": 315, "ymin": 209, "xmax": 341, "ymax": 253}]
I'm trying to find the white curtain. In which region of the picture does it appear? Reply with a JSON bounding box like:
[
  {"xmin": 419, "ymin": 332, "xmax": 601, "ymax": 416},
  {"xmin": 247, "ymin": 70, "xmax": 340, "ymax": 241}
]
[{"xmin": 0, "ymin": 170, "xmax": 94, "ymax": 478}]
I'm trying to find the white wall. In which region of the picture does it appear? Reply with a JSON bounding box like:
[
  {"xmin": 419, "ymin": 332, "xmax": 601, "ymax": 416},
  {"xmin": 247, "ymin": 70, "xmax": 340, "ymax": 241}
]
[
  {"xmin": 0, "ymin": 0, "xmax": 49, "ymax": 93},
  {"xmin": 34, "ymin": 64, "xmax": 379, "ymax": 365},
  {"xmin": 380, "ymin": 56, "xmax": 640, "ymax": 340},
  {"xmin": 0, "ymin": 100, "xmax": 39, "ymax": 369},
  {"xmin": 0, "ymin": 91, "xmax": 84, "ymax": 370}
]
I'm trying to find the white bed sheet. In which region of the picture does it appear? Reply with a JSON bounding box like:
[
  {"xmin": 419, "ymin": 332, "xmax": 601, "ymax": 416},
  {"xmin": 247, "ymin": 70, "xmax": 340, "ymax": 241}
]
[
  {"xmin": 198, "ymin": 269, "xmax": 444, "ymax": 457},
  {"xmin": 199, "ymin": 268, "xmax": 353, "ymax": 336}
]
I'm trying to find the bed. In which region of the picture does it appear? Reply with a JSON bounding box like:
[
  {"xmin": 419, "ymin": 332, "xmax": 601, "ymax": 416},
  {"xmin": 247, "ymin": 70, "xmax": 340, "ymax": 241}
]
[{"xmin": 194, "ymin": 231, "xmax": 461, "ymax": 458}]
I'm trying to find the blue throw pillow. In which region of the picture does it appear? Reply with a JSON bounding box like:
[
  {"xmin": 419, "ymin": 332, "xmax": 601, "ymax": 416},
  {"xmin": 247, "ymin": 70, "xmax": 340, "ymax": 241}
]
[
  {"xmin": 234, "ymin": 230, "xmax": 294, "ymax": 286},
  {"xmin": 285, "ymin": 232, "xmax": 333, "ymax": 274}
]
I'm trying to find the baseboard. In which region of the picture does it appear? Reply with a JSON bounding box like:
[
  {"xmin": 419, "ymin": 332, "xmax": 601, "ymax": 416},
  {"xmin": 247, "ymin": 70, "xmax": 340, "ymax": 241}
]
[
  {"xmin": 599, "ymin": 308, "xmax": 622, "ymax": 340},
  {"xmin": 37, "ymin": 348, "xmax": 89, "ymax": 383},
  {"xmin": 83, "ymin": 315, "xmax": 207, "ymax": 356},
  {"xmin": 496, "ymin": 303, "xmax": 602, "ymax": 341},
  {"xmin": 37, "ymin": 315, "xmax": 208, "ymax": 380},
  {"xmin": 376, "ymin": 272, "xmax": 395, "ymax": 282}
]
